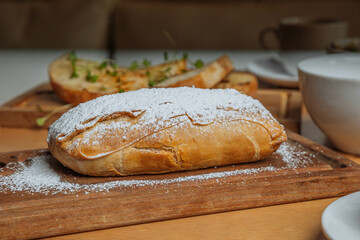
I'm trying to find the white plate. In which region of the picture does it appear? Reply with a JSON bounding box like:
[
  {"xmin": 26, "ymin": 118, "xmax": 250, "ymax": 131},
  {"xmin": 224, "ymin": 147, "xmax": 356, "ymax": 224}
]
[
  {"xmin": 247, "ymin": 51, "xmax": 325, "ymax": 88},
  {"xmin": 322, "ymin": 191, "xmax": 360, "ymax": 240},
  {"xmin": 247, "ymin": 57, "xmax": 299, "ymax": 88}
]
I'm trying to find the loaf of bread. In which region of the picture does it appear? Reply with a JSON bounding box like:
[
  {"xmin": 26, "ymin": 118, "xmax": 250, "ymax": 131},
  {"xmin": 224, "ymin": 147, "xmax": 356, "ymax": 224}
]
[{"xmin": 48, "ymin": 87, "xmax": 287, "ymax": 176}]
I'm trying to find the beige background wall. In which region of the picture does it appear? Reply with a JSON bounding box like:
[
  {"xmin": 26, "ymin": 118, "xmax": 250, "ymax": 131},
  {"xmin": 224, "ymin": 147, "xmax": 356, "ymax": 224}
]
[
  {"xmin": 115, "ymin": 0, "xmax": 360, "ymax": 49},
  {"xmin": 0, "ymin": 0, "xmax": 359, "ymax": 50},
  {"xmin": 0, "ymin": 0, "xmax": 115, "ymax": 49}
]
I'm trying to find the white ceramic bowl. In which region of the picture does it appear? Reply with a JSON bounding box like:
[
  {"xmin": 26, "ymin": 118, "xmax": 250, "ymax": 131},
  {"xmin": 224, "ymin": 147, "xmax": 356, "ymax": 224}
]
[
  {"xmin": 322, "ymin": 191, "xmax": 360, "ymax": 240},
  {"xmin": 298, "ymin": 53, "xmax": 360, "ymax": 155}
]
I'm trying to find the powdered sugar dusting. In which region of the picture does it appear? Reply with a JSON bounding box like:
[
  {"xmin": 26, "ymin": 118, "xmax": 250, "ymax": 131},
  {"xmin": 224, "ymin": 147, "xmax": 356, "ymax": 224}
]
[
  {"xmin": 48, "ymin": 88, "xmax": 280, "ymax": 153},
  {"xmin": 0, "ymin": 142, "xmax": 316, "ymax": 195},
  {"xmin": 275, "ymin": 141, "xmax": 316, "ymax": 168}
]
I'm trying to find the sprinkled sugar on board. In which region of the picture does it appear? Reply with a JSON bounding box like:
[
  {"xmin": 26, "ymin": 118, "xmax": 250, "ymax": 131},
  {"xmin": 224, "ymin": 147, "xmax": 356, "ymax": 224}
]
[
  {"xmin": 1, "ymin": 131, "xmax": 360, "ymax": 240},
  {"xmin": 0, "ymin": 141, "xmax": 313, "ymax": 195}
]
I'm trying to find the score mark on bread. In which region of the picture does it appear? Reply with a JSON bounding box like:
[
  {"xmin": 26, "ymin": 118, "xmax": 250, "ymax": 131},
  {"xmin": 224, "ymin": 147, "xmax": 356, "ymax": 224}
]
[{"xmin": 48, "ymin": 88, "xmax": 286, "ymax": 176}]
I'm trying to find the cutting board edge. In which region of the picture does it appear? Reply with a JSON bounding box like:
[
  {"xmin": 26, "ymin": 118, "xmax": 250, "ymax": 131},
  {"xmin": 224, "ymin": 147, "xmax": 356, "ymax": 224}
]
[{"xmin": 1, "ymin": 171, "xmax": 360, "ymax": 240}]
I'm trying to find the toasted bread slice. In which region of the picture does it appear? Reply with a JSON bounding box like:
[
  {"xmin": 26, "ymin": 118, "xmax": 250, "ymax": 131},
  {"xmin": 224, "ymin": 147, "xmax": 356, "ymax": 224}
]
[
  {"xmin": 49, "ymin": 54, "xmax": 146, "ymax": 104},
  {"xmin": 49, "ymin": 54, "xmax": 187, "ymax": 104},
  {"xmin": 138, "ymin": 59, "xmax": 187, "ymax": 85},
  {"xmin": 214, "ymin": 72, "xmax": 258, "ymax": 96},
  {"xmin": 155, "ymin": 55, "xmax": 233, "ymax": 88}
]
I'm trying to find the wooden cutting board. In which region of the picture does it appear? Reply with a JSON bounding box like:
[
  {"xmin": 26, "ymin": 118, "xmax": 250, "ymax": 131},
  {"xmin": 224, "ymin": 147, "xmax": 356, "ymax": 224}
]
[
  {"xmin": 1, "ymin": 131, "xmax": 360, "ymax": 240},
  {"xmin": 0, "ymin": 83, "xmax": 301, "ymax": 132}
]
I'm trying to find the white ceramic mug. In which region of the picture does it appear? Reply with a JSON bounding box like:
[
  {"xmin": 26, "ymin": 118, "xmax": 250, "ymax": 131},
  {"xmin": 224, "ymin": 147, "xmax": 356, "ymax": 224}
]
[{"xmin": 298, "ymin": 53, "xmax": 360, "ymax": 155}]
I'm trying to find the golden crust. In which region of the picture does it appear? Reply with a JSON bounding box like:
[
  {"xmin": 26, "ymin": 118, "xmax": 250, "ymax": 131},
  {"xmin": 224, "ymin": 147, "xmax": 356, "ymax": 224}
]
[
  {"xmin": 50, "ymin": 79, "xmax": 105, "ymax": 105},
  {"xmin": 49, "ymin": 117, "xmax": 286, "ymax": 176},
  {"xmin": 48, "ymin": 87, "xmax": 287, "ymax": 176},
  {"xmin": 156, "ymin": 55, "xmax": 233, "ymax": 88},
  {"xmin": 214, "ymin": 72, "xmax": 258, "ymax": 96}
]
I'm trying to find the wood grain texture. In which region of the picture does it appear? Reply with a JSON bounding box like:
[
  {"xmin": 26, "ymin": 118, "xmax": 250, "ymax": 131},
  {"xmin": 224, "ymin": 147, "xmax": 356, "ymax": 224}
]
[
  {"xmin": 1, "ymin": 131, "xmax": 360, "ymax": 240},
  {"xmin": 0, "ymin": 83, "xmax": 301, "ymax": 132},
  {"xmin": 46, "ymin": 197, "xmax": 333, "ymax": 240},
  {"xmin": 0, "ymin": 83, "xmax": 65, "ymax": 128},
  {"xmin": 0, "ymin": 128, "xmax": 48, "ymax": 152}
]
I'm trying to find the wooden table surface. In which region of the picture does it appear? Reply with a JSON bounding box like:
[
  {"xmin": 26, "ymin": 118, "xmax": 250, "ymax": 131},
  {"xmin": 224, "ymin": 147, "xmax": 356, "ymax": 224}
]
[{"xmin": 1, "ymin": 126, "xmax": 359, "ymax": 240}]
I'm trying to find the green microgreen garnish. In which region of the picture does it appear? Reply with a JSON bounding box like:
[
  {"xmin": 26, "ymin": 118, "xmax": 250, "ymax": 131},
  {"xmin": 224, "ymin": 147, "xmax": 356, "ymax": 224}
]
[
  {"xmin": 159, "ymin": 75, "xmax": 168, "ymax": 83},
  {"xmin": 129, "ymin": 61, "xmax": 139, "ymax": 70},
  {"xmin": 110, "ymin": 62, "xmax": 117, "ymax": 69},
  {"xmin": 36, "ymin": 118, "xmax": 47, "ymax": 127},
  {"xmin": 145, "ymin": 70, "xmax": 151, "ymax": 77},
  {"xmin": 98, "ymin": 61, "xmax": 107, "ymax": 69},
  {"xmin": 99, "ymin": 60, "xmax": 117, "ymax": 70},
  {"xmin": 110, "ymin": 71, "xmax": 117, "ymax": 77},
  {"xmin": 86, "ymin": 70, "xmax": 99, "ymax": 82},
  {"xmin": 183, "ymin": 53, "xmax": 188, "ymax": 60},
  {"xmin": 118, "ymin": 89, "xmax": 125, "ymax": 93},
  {"xmin": 69, "ymin": 51, "xmax": 79, "ymax": 78},
  {"xmin": 129, "ymin": 58, "xmax": 152, "ymax": 70},
  {"xmin": 163, "ymin": 67, "xmax": 171, "ymax": 73},
  {"xmin": 149, "ymin": 81, "xmax": 155, "ymax": 87},
  {"xmin": 194, "ymin": 59, "xmax": 204, "ymax": 68},
  {"xmin": 36, "ymin": 104, "xmax": 73, "ymax": 127},
  {"xmin": 36, "ymin": 105, "xmax": 45, "ymax": 112},
  {"xmin": 142, "ymin": 59, "xmax": 151, "ymax": 67}
]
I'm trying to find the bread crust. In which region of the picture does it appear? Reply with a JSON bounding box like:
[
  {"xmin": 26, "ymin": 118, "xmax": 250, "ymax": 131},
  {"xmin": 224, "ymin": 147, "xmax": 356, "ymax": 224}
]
[
  {"xmin": 156, "ymin": 55, "xmax": 233, "ymax": 88},
  {"xmin": 50, "ymin": 79, "xmax": 104, "ymax": 105},
  {"xmin": 48, "ymin": 88, "xmax": 287, "ymax": 176},
  {"xmin": 214, "ymin": 72, "xmax": 258, "ymax": 96},
  {"xmin": 49, "ymin": 119, "xmax": 285, "ymax": 176}
]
